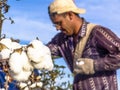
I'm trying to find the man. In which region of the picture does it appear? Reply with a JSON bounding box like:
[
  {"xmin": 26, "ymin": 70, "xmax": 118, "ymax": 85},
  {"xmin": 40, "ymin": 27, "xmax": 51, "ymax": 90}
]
[{"xmin": 47, "ymin": 0, "xmax": 120, "ymax": 90}]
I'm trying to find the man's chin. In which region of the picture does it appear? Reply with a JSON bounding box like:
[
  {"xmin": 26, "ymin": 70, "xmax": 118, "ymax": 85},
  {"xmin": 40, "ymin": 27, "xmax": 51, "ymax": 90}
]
[{"xmin": 61, "ymin": 31, "xmax": 72, "ymax": 36}]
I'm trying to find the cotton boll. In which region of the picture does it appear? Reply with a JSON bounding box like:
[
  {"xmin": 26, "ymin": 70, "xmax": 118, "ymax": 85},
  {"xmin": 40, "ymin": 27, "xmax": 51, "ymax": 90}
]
[
  {"xmin": 43, "ymin": 46, "xmax": 54, "ymax": 70},
  {"xmin": 29, "ymin": 83, "xmax": 36, "ymax": 88},
  {"xmin": 32, "ymin": 54, "xmax": 53, "ymax": 71},
  {"xmin": 0, "ymin": 48, "xmax": 12, "ymax": 59},
  {"xmin": 0, "ymin": 38, "xmax": 12, "ymax": 49},
  {"xmin": 9, "ymin": 48, "xmax": 33, "ymax": 81},
  {"xmin": 28, "ymin": 51, "xmax": 54, "ymax": 71},
  {"xmin": 36, "ymin": 82, "xmax": 43, "ymax": 87},
  {"xmin": 43, "ymin": 55, "xmax": 54, "ymax": 71},
  {"xmin": 0, "ymin": 42, "xmax": 13, "ymax": 59},
  {"xmin": 0, "ymin": 38, "xmax": 21, "ymax": 60},
  {"xmin": 34, "ymin": 45, "xmax": 53, "ymax": 71},
  {"xmin": 29, "ymin": 39, "xmax": 44, "ymax": 49},
  {"xmin": 43, "ymin": 45, "xmax": 51, "ymax": 55},
  {"xmin": 0, "ymin": 38, "xmax": 22, "ymax": 50},
  {"xmin": 9, "ymin": 48, "xmax": 33, "ymax": 74},
  {"xmin": 27, "ymin": 81, "xmax": 32, "ymax": 85},
  {"xmin": 18, "ymin": 82, "xmax": 27, "ymax": 89},
  {"xmin": 27, "ymin": 39, "xmax": 54, "ymax": 71},
  {"xmin": 11, "ymin": 70, "xmax": 32, "ymax": 81},
  {"xmin": 27, "ymin": 40, "xmax": 46, "ymax": 63},
  {"xmin": 29, "ymin": 82, "xmax": 43, "ymax": 89},
  {"xmin": 31, "ymin": 62, "xmax": 43, "ymax": 70},
  {"xmin": 11, "ymin": 41, "xmax": 22, "ymax": 50},
  {"xmin": 9, "ymin": 50, "xmax": 25, "ymax": 74},
  {"xmin": 27, "ymin": 45, "xmax": 45, "ymax": 63},
  {"xmin": 24, "ymin": 87, "xmax": 29, "ymax": 90}
]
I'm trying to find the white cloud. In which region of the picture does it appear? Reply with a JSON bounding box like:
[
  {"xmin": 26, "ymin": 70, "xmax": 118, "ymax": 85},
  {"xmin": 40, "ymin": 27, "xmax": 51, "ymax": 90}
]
[
  {"xmin": 2, "ymin": 17, "xmax": 57, "ymax": 43},
  {"xmin": 76, "ymin": 0, "xmax": 120, "ymax": 36}
]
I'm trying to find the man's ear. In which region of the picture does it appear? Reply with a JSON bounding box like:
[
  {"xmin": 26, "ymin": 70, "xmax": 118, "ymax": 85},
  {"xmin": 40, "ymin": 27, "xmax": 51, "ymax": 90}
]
[{"xmin": 66, "ymin": 12, "xmax": 74, "ymax": 20}]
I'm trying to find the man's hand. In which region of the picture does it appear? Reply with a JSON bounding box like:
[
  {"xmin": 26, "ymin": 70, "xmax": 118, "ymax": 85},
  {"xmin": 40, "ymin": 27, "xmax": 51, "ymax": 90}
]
[{"xmin": 73, "ymin": 58, "xmax": 95, "ymax": 75}]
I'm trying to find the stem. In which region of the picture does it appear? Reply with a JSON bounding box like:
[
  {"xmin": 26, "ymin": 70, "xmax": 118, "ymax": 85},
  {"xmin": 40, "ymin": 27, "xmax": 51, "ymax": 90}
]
[{"xmin": 0, "ymin": 2, "xmax": 3, "ymax": 38}]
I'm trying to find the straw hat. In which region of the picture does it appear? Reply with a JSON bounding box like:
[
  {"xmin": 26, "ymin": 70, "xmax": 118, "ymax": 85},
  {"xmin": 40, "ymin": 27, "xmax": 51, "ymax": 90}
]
[{"xmin": 48, "ymin": 0, "xmax": 86, "ymax": 14}]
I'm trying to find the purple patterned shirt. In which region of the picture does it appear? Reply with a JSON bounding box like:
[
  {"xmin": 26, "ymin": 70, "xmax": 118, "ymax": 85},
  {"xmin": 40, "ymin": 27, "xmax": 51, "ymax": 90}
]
[{"xmin": 47, "ymin": 18, "xmax": 120, "ymax": 90}]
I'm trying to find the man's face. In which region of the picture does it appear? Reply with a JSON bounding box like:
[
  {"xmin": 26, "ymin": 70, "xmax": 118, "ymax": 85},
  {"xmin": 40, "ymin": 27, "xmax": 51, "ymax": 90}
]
[{"xmin": 50, "ymin": 13, "xmax": 74, "ymax": 36}]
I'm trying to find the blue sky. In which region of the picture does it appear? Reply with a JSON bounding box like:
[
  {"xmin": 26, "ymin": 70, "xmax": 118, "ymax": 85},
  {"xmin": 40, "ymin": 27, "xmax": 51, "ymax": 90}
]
[{"xmin": 1, "ymin": 0, "xmax": 120, "ymax": 89}]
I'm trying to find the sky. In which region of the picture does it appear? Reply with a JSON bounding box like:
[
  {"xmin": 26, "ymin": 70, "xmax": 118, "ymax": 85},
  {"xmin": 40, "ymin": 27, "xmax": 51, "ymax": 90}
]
[{"xmin": 1, "ymin": 0, "xmax": 120, "ymax": 89}]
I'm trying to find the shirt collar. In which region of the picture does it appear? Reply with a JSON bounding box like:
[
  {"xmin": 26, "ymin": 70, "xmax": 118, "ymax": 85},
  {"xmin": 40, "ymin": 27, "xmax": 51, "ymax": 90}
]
[
  {"xmin": 78, "ymin": 18, "xmax": 88, "ymax": 38},
  {"xmin": 73, "ymin": 18, "xmax": 88, "ymax": 43}
]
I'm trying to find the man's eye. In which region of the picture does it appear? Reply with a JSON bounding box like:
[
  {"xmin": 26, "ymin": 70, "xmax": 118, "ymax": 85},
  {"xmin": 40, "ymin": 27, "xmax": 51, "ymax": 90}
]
[
  {"xmin": 53, "ymin": 21, "xmax": 62, "ymax": 27},
  {"xmin": 56, "ymin": 22, "xmax": 61, "ymax": 25}
]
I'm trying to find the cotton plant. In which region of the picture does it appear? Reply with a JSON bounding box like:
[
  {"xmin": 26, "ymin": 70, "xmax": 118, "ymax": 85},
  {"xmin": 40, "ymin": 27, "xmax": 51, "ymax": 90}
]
[
  {"xmin": 0, "ymin": 38, "xmax": 21, "ymax": 59},
  {"xmin": 9, "ymin": 47, "xmax": 33, "ymax": 81},
  {"xmin": 18, "ymin": 79, "xmax": 43, "ymax": 90},
  {"xmin": 0, "ymin": 43, "xmax": 12, "ymax": 59},
  {"xmin": 0, "ymin": 38, "xmax": 54, "ymax": 89},
  {"xmin": 0, "ymin": 38, "xmax": 29, "ymax": 89},
  {"xmin": 0, "ymin": 38, "xmax": 12, "ymax": 59},
  {"xmin": 27, "ymin": 39, "xmax": 54, "ymax": 71},
  {"xmin": 18, "ymin": 73, "xmax": 43, "ymax": 90},
  {"xmin": 0, "ymin": 38, "xmax": 32, "ymax": 82}
]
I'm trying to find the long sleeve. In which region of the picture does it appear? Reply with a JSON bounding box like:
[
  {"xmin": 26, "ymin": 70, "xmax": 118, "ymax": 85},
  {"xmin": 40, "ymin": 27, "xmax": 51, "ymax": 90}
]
[
  {"xmin": 47, "ymin": 33, "xmax": 63, "ymax": 58},
  {"xmin": 92, "ymin": 26, "xmax": 120, "ymax": 72}
]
